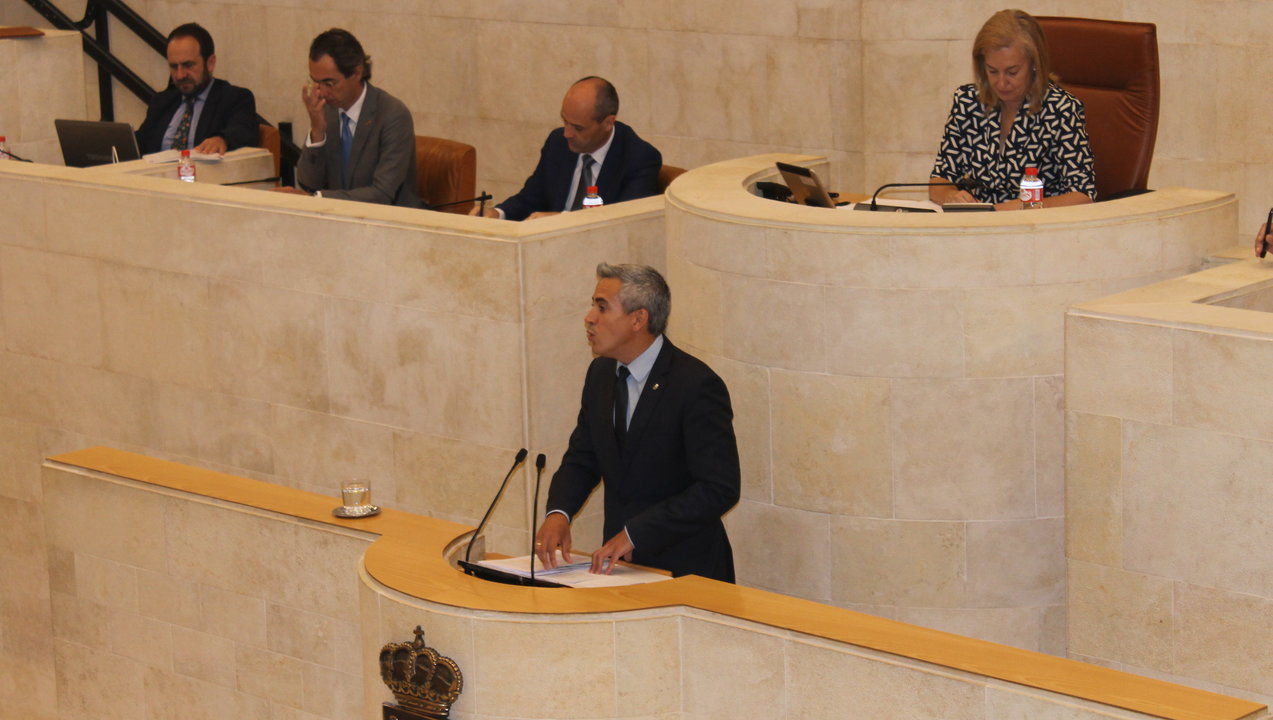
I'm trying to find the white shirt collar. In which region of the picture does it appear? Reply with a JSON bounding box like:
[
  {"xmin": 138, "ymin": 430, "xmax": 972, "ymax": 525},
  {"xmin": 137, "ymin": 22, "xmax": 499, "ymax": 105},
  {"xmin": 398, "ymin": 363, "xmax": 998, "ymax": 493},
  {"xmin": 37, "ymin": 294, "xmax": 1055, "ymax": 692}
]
[
  {"xmin": 583, "ymin": 124, "xmax": 616, "ymax": 169},
  {"xmin": 342, "ymin": 82, "xmax": 369, "ymax": 126},
  {"xmin": 621, "ymin": 334, "xmax": 663, "ymax": 385}
]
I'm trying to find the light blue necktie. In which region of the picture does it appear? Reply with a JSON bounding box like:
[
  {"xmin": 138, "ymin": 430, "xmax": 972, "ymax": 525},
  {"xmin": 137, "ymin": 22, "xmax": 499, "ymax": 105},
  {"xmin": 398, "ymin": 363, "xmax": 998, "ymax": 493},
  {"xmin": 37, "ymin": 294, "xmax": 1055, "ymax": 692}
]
[{"xmin": 340, "ymin": 113, "xmax": 353, "ymax": 190}]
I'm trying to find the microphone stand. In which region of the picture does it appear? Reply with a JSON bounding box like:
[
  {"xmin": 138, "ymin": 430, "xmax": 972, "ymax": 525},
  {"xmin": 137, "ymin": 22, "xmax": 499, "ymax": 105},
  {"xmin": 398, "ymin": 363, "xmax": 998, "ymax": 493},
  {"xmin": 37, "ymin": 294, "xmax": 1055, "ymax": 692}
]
[
  {"xmin": 0, "ymin": 148, "xmax": 34, "ymax": 163},
  {"xmin": 867, "ymin": 176, "xmax": 984, "ymax": 211},
  {"xmin": 529, "ymin": 453, "xmax": 547, "ymax": 582},
  {"xmin": 431, "ymin": 192, "xmax": 493, "ymax": 214},
  {"xmin": 463, "ymin": 448, "xmax": 528, "ymax": 564},
  {"xmin": 223, "ymin": 176, "xmax": 281, "ymax": 186}
]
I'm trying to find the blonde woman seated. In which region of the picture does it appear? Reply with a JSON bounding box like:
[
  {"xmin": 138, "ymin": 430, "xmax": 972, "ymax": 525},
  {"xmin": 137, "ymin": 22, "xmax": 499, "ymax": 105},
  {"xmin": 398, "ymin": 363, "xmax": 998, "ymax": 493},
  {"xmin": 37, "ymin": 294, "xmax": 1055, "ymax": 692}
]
[{"xmin": 930, "ymin": 9, "xmax": 1096, "ymax": 211}]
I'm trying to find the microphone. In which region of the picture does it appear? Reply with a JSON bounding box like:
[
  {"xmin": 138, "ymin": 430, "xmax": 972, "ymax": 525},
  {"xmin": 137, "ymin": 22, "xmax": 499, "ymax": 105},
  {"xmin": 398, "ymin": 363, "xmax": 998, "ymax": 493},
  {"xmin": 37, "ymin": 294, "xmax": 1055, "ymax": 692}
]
[
  {"xmin": 464, "ymin": 448, "xmax": 528, "ymax": 564},
  {"xmin": 223, "ymin": 176, "xmax": 282, "ymax": 186},
  {"xmin": 431, "ymin": 191, "xmax": 494, "ymax": 212},
  {"xmin": 529, "ymin": 453, "xmax": 547, "ymax": 581},
  {"xmin": 867, "ymin": 175, "xmax": 985, "ymax": 211}
]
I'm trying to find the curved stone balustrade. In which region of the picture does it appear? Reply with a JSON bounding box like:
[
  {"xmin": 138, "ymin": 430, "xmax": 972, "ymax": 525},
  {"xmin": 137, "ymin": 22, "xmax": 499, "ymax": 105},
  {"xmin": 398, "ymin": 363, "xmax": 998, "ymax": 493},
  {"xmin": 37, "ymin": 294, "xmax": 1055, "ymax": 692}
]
[
  {"xmin": 43, "ymin": 447, "xmax": 1266, "ymax": 720},
  {"xmin": 661, "ymin": 153, "xmax": 1235, "ymax": 651}
]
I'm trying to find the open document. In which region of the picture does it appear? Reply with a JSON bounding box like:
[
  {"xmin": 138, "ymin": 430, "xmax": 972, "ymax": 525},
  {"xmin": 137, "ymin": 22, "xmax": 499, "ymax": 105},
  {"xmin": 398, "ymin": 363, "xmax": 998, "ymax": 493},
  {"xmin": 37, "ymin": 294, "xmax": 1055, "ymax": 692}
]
[
  {"xmin": 143, "ymin": 149, "xmax": 225, "ymax": 163},
  {"xmin": 476, "ymin": 553, "xmax": 671, "ymax": 588}
]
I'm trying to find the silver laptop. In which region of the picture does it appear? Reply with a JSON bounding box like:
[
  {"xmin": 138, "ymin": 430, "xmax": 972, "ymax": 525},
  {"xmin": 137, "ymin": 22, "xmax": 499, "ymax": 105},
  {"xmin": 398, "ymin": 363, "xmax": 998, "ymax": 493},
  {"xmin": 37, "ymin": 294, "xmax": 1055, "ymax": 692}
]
[{"xmin": 775, "ymin": 161, "xmax": 840, "ymax": 208}]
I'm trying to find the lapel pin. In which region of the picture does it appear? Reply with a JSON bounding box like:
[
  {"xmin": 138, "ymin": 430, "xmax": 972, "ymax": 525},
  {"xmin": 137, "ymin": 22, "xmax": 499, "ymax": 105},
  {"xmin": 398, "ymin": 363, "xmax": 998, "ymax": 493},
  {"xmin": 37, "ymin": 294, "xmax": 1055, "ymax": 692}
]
[{"xmin": 652, "ymin": 383, "xmax": 660, "ymax": 391}]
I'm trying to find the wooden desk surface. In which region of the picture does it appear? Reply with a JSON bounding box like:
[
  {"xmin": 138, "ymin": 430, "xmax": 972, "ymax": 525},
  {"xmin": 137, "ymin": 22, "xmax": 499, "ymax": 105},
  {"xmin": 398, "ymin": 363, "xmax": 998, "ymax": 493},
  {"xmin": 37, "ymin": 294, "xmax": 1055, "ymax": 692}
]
[{"xmin": 47, "ymin": 446, "xmax": 1268, "ymax": 720}]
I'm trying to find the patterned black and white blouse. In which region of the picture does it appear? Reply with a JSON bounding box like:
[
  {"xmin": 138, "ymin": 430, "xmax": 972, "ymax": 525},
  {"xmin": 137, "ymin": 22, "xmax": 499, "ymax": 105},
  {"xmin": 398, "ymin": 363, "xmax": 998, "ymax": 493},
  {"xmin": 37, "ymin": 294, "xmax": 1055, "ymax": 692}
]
[{"xmin": 931, "ymin": 83, "xmax": 1096, "ymax": 204}]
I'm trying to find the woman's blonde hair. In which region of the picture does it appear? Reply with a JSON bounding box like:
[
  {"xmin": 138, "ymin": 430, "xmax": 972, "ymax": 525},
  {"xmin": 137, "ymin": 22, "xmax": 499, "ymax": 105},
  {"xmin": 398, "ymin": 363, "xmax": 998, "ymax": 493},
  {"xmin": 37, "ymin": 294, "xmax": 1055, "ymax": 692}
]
[{"xmin": 972, "ymin": 9, "xmax": 1057, "ymax": 115}]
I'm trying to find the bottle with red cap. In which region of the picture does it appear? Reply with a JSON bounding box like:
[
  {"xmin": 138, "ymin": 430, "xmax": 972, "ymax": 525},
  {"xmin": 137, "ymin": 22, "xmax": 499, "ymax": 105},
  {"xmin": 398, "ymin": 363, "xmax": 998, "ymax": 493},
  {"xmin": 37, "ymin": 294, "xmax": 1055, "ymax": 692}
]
[
  {"xmin": 581, "ymin": 185, "xmax": 602, "ymax": 209},
  {"xmin": 1019, "ymin": 166, "xmax": 1043, "ymax": 209},
  {"xmin": 0, "ymin": 136, "xmax": 11, "ymax": 161},
  {"xmin": 177, "ymin": 149, "xmax": 196, "ymax": 182}
]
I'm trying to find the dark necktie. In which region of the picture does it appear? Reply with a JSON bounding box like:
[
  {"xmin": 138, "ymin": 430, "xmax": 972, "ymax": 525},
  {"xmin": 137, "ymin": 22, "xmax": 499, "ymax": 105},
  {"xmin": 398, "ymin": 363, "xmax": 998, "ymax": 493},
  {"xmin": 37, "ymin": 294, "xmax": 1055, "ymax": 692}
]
[
  {"xmin": 614, "ymin": 365, "xmax": 630, "ymax": 451},
  {"xmin": 340, "ymin": 113, "xmax": 353, "ymax": 190},
  {"xmin": 171, "ymin": 97, "xmax": 195, "ymax": 150},
  {"xmin": 569, "ymin": 154, "xmax": 595, "ymax": 211}
]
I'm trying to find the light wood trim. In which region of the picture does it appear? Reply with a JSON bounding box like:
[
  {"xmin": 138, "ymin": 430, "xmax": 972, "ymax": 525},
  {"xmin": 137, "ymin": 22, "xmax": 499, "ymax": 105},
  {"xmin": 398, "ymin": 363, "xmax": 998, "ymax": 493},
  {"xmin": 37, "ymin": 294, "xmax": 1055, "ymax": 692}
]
[
  {"xmin": 0, "ymin": 26, "xmax": 45, "ymax": 39},
  {"xmin": 664, "ymin": 153, "xmax": 1233, "ymax": 232},
  {"xmin": 47, "ymin": 447, "xmax": 1267, "ymax": 720}
]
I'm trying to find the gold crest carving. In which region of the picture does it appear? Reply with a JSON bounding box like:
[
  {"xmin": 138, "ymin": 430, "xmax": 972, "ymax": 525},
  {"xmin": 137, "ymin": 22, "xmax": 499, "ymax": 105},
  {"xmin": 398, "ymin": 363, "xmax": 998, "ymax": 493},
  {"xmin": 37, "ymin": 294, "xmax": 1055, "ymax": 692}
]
[{"xmin": 379, "ymin": 626, "xmax": 463, "ymax": 719}]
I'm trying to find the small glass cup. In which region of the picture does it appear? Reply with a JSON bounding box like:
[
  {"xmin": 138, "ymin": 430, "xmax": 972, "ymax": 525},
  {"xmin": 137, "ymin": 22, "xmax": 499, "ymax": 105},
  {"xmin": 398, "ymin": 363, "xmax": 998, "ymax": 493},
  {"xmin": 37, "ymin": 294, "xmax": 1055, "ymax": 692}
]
[{"xmin": 340, "ymin": 479, "xmax": 371, "ymax": 511}]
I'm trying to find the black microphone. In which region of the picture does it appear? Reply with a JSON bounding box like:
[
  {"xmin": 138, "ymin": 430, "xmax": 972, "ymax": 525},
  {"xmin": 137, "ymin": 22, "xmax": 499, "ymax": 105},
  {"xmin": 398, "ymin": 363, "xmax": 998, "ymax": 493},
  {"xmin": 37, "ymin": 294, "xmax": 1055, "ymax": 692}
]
[
  {"xmin": 0, "ymin": 148, "xmax": 33, "ymax": 163},
  {"xmin": 431, "ymin": 191, "xmax": 494, "ymax": 211},
  {"xmin": 464, "ymin": 448, "xmax": 528, "ymax": 564},
  {"xmin": 529, "ymin": 453, "xmax": 547, "ymax": 581},
  {"xmin": 223, "ymin": 176, "xmax": 282, "ymax": 186},
  {"xmin": 867, "ymin": 175, "xmax": 985, "ymax": 211}
]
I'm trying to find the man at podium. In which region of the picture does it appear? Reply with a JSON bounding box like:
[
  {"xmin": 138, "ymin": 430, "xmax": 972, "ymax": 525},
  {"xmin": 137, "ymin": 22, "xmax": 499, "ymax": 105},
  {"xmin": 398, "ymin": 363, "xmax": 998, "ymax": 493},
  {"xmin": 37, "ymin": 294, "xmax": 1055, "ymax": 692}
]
[{"xmin": 534, "ymin": 264, "xmax": 741, "ymax": 582}]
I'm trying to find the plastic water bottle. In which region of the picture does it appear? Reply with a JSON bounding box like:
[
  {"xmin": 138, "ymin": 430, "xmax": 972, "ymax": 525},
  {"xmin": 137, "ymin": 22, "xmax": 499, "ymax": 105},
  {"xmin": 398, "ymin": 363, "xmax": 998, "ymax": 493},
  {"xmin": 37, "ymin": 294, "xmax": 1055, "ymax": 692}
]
[
  {"xmin": 0, "ymin": 136, "xmax": 10, "ymax": 160},
  {"xmin": 582, "ymin": 185, "xmax": 603, "ymax": 209},
  {"xmin": 177, "ymin": 149, "xmax": 196, "ymax": 183},
  {"xmin": 1019, "ymin": 166, "xmax": 1043, "ymax": 209}
]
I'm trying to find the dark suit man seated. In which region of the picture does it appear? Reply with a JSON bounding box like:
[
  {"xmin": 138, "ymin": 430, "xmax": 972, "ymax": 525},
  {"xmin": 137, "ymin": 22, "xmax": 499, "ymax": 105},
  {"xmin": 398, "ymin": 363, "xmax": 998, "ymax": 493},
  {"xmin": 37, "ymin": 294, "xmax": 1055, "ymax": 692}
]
[
  {"xmin": 534, "ymin": 264, "xmax": 741, "ymax": 582},
  {"xmin": 277, "ymin": 29, "xmax": 420, "ymax": 208},
  {"xmin": 474, "ymin": 77, "xmax": 662, "ymax": 220},
  {"xmin": 135, "ymin": 23, "xmax": 257, "ymax": 156}
]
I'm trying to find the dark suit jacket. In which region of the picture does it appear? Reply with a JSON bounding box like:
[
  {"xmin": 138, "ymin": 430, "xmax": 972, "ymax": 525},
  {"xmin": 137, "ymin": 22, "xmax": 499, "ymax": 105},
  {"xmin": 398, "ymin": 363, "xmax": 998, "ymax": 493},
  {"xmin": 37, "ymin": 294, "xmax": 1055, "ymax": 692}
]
[
  {"xmin": 497, "ymin": 121, "xmax": 662, "ymax": 221},
  {"xmin": 135, "ymin": 78, "xmax": 258, "ymax": 154},
  {"xmin": 547, "ymin": 339, "xmax": 741, "ymax": 582},
  {"xmin": 297, "ymin": 83, "xmax": 421, "ymax": 208}
]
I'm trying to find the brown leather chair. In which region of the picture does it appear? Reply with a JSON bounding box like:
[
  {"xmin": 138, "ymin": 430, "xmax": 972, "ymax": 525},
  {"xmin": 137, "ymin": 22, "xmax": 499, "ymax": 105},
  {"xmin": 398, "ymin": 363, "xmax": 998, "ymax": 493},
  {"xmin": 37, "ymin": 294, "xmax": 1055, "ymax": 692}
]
[
  {"xmin": 658, "ymin": 165, "xmax": 686, "ymax": 193},
  {"xmin": 1037, "ymin": 16, "xmax": 1160, "ymax": 200},
  {"xmin": 257, "ymin": 124, "xmax": 281, "ymax": 178},
  {"xmin": 414, "ymin": 135, "xmax": 477, "ymax": 213}
]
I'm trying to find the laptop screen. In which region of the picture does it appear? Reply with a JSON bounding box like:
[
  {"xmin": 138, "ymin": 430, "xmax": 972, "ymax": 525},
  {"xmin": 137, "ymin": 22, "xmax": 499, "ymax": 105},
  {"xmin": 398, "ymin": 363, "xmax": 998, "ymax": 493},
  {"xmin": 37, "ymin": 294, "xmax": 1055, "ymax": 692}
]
[
  {"xmin": 775, "ymin": 161, "xmax": 838, "ymax": 208},
  {"xmin": 54, "ymin": 119, "xmax": 142, "ymax": 167}
]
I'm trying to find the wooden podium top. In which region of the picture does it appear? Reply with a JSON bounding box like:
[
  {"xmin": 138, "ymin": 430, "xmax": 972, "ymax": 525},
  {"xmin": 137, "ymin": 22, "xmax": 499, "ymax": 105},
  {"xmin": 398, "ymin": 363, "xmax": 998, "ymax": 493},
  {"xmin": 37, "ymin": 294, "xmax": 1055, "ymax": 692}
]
[{"xmin": 45, "ymin": 445, "xmax": 1266, "ymax": 720}]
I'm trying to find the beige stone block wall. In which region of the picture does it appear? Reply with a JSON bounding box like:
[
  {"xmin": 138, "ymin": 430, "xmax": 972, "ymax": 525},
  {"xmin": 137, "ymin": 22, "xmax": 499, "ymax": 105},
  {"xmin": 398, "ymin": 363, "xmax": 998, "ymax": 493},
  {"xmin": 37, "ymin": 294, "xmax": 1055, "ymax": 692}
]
[
  {"xmin": 370, "ymin": 594, "xmax": 1183, "ymax": 720},
  {"xmin": 43, "ymin": 464, "xmax": 371, "ymax": 720},
  {"xmin": 0, "ymin": 28, "xmax": 84, "ymax": 164},
  {"xmin": 1066, "ymin": 263, "xmax": 1273, "ymax": 707},
  {"xmin": 668, "ymin": 155, "xmax": 1235, "ymax": 653},
  {"xmin": 0, "ymin": 160, "xmax": 661, "ymax": 718}
]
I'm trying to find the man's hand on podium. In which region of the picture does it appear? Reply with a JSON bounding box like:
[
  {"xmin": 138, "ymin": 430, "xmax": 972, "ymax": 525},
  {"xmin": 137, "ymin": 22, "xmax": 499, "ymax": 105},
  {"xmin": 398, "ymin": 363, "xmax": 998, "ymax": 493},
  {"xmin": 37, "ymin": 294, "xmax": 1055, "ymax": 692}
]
[
  {"xmin": 534, "ymin": 512, "xmax": 572, "ymax": 570},
  {"xmin": 591, "ymin": 531, "xmax": 634, "ymax": 575}
]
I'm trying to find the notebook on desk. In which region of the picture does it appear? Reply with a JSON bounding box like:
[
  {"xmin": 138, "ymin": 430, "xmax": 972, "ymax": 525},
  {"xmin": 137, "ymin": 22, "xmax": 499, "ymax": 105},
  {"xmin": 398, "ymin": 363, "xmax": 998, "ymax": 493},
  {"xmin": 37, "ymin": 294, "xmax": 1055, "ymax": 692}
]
[{"xmin": 54, "ymin": 119, "xmax": 141, "ymax": 167}]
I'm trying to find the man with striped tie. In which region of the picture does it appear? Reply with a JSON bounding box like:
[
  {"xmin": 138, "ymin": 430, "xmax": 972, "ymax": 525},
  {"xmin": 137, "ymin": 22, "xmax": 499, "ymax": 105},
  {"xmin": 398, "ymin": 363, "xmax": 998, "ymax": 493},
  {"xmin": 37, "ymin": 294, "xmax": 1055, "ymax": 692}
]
[{"xmin": 135, "ymin": 23, "xmax": 257, "ymax": 156}]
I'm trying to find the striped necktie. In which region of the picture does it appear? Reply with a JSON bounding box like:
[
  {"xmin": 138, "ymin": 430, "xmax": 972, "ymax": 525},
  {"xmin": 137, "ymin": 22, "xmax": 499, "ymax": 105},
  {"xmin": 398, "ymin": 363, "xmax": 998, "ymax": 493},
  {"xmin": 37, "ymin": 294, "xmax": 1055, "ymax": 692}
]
[{"xmin": 171, "ymin": 97, "xmax": 195, "ymax": 150}]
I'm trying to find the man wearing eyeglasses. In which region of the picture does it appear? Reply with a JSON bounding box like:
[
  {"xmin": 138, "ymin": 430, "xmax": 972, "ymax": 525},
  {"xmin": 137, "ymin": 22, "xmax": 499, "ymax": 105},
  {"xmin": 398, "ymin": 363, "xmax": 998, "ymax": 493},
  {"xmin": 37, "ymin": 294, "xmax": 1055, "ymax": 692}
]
[{"xmin": 279, "ymin": 28, "xmax": 420, "ymax": 208}]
